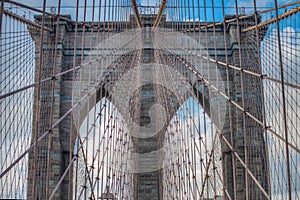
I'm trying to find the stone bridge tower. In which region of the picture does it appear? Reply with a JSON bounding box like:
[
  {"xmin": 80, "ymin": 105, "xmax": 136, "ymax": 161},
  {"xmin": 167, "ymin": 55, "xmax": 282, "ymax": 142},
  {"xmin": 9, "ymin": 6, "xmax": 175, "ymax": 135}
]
[{"xmin": 27, "ymin": 14, "xmax": 269, "ymax": 199}]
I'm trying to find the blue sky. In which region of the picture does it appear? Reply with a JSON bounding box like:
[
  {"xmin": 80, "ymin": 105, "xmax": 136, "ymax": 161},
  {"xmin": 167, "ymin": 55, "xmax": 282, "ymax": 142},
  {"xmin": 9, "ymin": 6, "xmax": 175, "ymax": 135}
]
[
  {"xmin": 1, "ymin": 0, "xmax": 300, "ymax": 198},
  {"xmin": 166, "ymin": 0, "xmax": 299, "ymax": 22},
  {"xmin": 7, "ymin": 0, "xmax": 300, "ymax": 22}
]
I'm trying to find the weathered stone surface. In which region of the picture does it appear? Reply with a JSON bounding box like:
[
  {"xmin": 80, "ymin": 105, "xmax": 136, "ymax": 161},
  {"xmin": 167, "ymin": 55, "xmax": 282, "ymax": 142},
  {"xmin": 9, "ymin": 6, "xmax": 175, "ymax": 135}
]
[{"xmin": 28, "ymin": 14, "xmax": 268, "ymax": 200}]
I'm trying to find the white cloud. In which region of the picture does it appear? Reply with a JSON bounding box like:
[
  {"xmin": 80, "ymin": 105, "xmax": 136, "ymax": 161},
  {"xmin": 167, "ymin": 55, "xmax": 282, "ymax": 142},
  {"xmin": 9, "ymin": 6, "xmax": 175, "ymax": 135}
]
[{"xmin": 261, "ymin": 23, "xmax": 300, "ymax": 197}]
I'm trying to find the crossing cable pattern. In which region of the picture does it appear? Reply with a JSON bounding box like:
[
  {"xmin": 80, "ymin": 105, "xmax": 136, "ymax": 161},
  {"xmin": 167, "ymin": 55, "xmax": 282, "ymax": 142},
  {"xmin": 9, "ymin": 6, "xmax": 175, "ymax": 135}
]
[
  {"xmin": 0, "ymin": 4, "xmax": 35, "ymax": 198},
  {"xmin": 0, "ymin": 0, "xmax": 299, "ymax": 199},
  {"xmin": 158, "ymin": 0, "xmax": 299, "ymax": 199}
]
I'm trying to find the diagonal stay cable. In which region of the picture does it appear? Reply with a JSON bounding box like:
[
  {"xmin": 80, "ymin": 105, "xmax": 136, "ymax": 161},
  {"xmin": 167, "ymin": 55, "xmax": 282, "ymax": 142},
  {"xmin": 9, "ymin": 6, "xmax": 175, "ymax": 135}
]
[
  {"xmin": 0, "ymin": 33, "xmax": 140, "ymax": 100},
  {"xmin": 153, "ymin": 0, "xmax": 167, "ymax": 29},
  {"xmin": 156, "ymin": 35, "xmax": 300, "ymax": 154},
  {"xmin": 129, "ymin": 0, "xmax": 142, "ymax": 28},
  {"xmin": 156, "ymin": 37, "xmax": 275, "ymax": 199},
  {"xmin": 0, "ymin": 64, "xmax": 123, "ymax": 179}
]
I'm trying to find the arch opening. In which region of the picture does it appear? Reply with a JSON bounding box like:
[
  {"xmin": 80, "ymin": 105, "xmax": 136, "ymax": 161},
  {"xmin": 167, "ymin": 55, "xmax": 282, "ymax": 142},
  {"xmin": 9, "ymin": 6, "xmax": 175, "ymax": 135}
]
[
  {"xmin": 161, "ymin": 97, "xmax": 223, "ymax": 199},
  {"xmin": 73, "ymin": 97, "xmax": 135, "ymax": 199}
]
